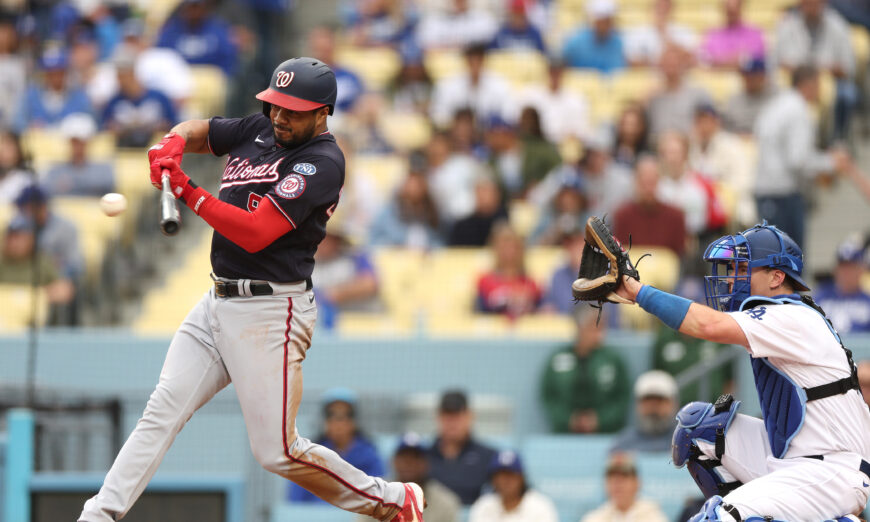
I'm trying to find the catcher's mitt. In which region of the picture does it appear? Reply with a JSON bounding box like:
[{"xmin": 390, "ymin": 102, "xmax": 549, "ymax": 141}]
[{"xmin": 572, "ymin": 216, "xmax": 640, "ymax": 304}]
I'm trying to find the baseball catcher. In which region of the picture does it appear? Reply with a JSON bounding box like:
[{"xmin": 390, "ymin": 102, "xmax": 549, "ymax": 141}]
[{"xmin": 574, "ymin": 217, "xmax": 869, "ymax": 522}]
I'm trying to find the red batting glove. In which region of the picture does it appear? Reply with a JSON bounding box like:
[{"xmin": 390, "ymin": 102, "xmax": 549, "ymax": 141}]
[
  {"xmin": 147, "ymin": 132, "xmax": 185, "ymax": 188},
  {"xmin": 150, "ymin": 158, "xmax": 196, "ymax": 200}
]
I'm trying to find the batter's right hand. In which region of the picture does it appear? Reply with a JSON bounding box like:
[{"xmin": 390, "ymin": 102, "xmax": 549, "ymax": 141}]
[{"xmin": 147, "ymin": 132, "xmax": 186, "ymax": 187}]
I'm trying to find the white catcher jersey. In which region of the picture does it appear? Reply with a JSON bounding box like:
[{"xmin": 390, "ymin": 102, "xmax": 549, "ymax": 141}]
[{"xmin": 730, "ymin": 303, "xmax": 870, "ymax": 460}]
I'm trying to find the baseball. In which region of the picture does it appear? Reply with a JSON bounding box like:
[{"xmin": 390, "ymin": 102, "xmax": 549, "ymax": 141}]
[{"xmin": 100, "ymin": 193, "xmax": 127, "ymax": 217}]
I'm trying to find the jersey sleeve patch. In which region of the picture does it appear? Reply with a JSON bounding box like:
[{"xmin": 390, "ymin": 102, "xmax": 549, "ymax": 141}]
[
  {"xmin": 275, "ymin": 174, "xmax": 307, "ymax": 199},
  {"xmin": 292, "ymin": 162, "xmax": 317, "ymax": 175}
]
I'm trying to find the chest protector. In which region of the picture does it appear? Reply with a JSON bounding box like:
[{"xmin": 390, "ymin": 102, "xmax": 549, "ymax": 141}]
[{"xmin": 740, "ymin": 294, "xmax": 861, "ymax": 459}]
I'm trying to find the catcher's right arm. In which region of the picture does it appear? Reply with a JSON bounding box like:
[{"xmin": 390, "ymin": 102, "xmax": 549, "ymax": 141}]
[{"xmin": 571, "ymin": 216, "xmax": 640, "ymax": 305}]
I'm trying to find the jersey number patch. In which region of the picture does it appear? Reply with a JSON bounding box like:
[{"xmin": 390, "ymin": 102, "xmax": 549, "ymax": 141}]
[{"xmin": 275, "ymin": 174, "xmax": 306, "ymax": 199}]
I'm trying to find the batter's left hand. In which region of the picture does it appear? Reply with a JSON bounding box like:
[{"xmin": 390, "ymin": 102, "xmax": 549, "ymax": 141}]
[{"xmin": 150, "ymin": 158, "xmax": 192, "ymax": 198}]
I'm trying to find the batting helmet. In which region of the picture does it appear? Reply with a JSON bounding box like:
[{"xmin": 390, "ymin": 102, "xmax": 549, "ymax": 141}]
[
  {"xmin": 703, "ymin": 222, "xmax": 809, "ymax": 312},
  {"xmin": 256, "ymin": 57, "xmax": 337, "ymax": 117}
]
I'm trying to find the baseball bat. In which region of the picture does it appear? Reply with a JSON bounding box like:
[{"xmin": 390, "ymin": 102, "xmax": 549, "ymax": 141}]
[{"xmin": 159, "ymin": 169, "xmax": 180, "ymax": 236}]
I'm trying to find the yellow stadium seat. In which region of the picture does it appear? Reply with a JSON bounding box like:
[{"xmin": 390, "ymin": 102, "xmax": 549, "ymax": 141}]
[
  {"xmin": 513, "ymin": 314, "xmax": 574, "ymax": 339},
  {"xmin": 426, "ymin": 313, "xmax": 511, "ymax": 337},
  {"xmin": 609, "ymin": 68, "xmax": 660, "ymax": 111},
  {"xmin": 420, "ymin": 248, "xmax": 492, "ymax": 315},
  {"xmin": 852, "ymin": 28, "xmax": 870, "ymax": 66},
  {"xmin": 336, "ymin": 312, "xmax": 414, "ymax": 337},
  {"xmin": 337, "ymin": 46, "xmax": 401, "ymax": 91},
  {"xmin": 630, "ymin": 245, "xmax": 680, "ymax": 291},
  {"xmin": 353, "ymin": 154, "xmax": 408, "ymax": 197},
  {"xmin": 508, "ymin": 199, "xmax": 541, "ymax": 238},
  {"xmin": 526, "ymin": 246, "xmax": 565, "ymax": 286},
  {"xmin": 743, "ymin": 7, "xmax": 785, "ymax": 32},
  {"xmin": 378, "ymin": 112, "xmax": 432, "ymax": 151},
  {"xmin": 0, "ymin": 203, "xmax": 13, "ymax": 229},
  {"xmin": 0, "ymin": 284, "xmax": 49, "ymax": 331},
  {"xmin": 776, "ymin": 69, "xmax": 835, "ymax": 108},
  {"xmin": 424, "ymin": 49, "xmax": 464, "ymax": 82},
  {"xmin": 690, "ymin": 69, "xmax": 741, "ymax": 104},
  {"xmin": 188, "ymin": 66, "xmax": 226, "ymax": 118},
  {"xmin": 52, "ymin": 196, "xmax": 122, "ymax": 280},
  {"xmin": 562, "ymin": 70, "xmax": 614, "ymax": 124},
  {"xmin": 861, "ymin": 271, "xmax": 870, "ymax": 295},
  {"xmin": 673, "ymin": 7, "xmax": 721, "ymax": 32},
  {"xmin": 371, "ymin": 247, "xmax": 426, "ymax": 319},
  {"xmin": 486, "ymin": 50, "xmax": 548, "ymax": 87},
  {"xmin": 21, "ymin": 130, "xmax": 116, "ymax": 171}
]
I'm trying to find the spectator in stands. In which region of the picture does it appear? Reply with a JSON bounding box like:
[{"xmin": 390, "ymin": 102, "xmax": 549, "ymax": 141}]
[
  {"xmin": 624, "ymin": 0, "xmax": 696, "ymax": 67},
  {"xmin": 518, "ymin": 106, "xmax": 561, "ymax": 191},
  {"xmin": 15, "ymin": 46, "xmax": 92, "ymax": 132},
  {"xmin": 858, "ymin": 360, "xmax": 870, "ymax": 407},
  {"xmin": 449, "ymin": 107, "xmax": 485, "ymax": 159},
  {"xmin": 430, "ymin": 44, "xmax": 511, "ymax": 129},
  {"xmin": 369, "ymin": 152, "xmax": 443, "ymax": 249},
  {"xmin": 427, "ymin": 389, "xmax": 498, "ymax": 505},
  {"xmin": 489, "ymin": 0, "xmax": 545, "ymax": 53},
  {"xmin": 542, "ymin": 226, "xmax": 585, "ymax": 314},
  {"xmin": 722, "ymin": 57, "xmax": 776, "ymax": 136},
  {"xmin": 416, "ymin": 0, "xmax": 497, "ymax": 50},
  {"xmin": 656, "ymin": 131, "xmax": 710, "ymax": 237},
  {"xmin": 647, "ymin": 45, "xmax": 712, "ymax": 139},
  {"xmin": 581, "ymin": 453, "xmax": 668, "ymax": 522},
  {"xmin": 514, "ymin": 59, "xmax": 592, "ymax": 144},
  {"xmin": 529, "ymin": 178, "xmax": 588, "ymax": 246},
  {"xmin": 307, "ymin": 25, "xmax": 365, "ymax": 115},
  {"xmin": 541, "ymin": 306, "xmax": 631, "ymax": 434},
  {"xmin": 119, "ymin": 19, "xmax": 193, "ymax": 109},
  {"xmin": 388, "ymin": 47, "xmax": 433, "ymax": 115},
  {"xmin": 359, "ymin": 432, "xmax": 461, "ymax": 522},
  {"xmin": 651, "ymin": 325, "xmax": 734, "ymax": 404},
  {"xmin": 14, "ymin": 184, "xmax": 83, "ymax": 284},
  {"xmin": 476, "ymin": 223, "xmax": 541, "ymax": 318},
  {"xmin": 611, "ymin": 370, "xmax": 679, "ymax": 452},
  {"xmin": 613, "ymin": 155, "xmax": 686, "ymax": 257},
  {"xmin": 0, "ymin": 13, "xmax": 26, "ymax": 130},
  {"xmin": 0, "ymin": 131, "xmax": 31, "ymax": 204},
  {"xmin": 562, "ymin": 0, "xmax": 625, "ymax": 73},
  {"xmin": 427, "ymin": 126, "xmax": 490, "ymax": 225},
  {"xmin": 345, "ymin": 0, "xmax": 417, "ymax": 48},
  {"xmin": 156, "ymin": 0, "xmax": 237, "ymax": 76},
  {"xmin": 44, "ymin": 113, "xmax": 114, "ymax": 197},
  {"xmin": 611, "ymin": 103, "xmax": 650, "ymax": 169},
  {"xmin": 484, "ymin": 116, "xmax": 523, "ymax": 196},
  {"xmin": 68, "ymin": 28, "xmax": 118, "ymax": 112},
  {"xmin": 830, "ymin": 0, "xmax": 870, "ymax": 30},
  {"xmin": 311, "ymin": 227, "xmax": 381, "ymax": 330},
  {"xmin": 753, "ymin": 66, "xmax": 845, "ymax": 249},
  {"xmin": 343, "ymin": 93, "xmax": 394, "ymax": 155},
  {"xmin": 689, "ymin": 103, "xmax": 755, "ymax": 227},
  {"xmin": 448, "ymin": 175, "xmax": 508, "ymax": 246},
  {"xmin": 468, "ymin": 450, "xmax": 558, "ymax": 522},
  {"xmin": 815, "ymin": 236, "xmax": 870, "ymax": 334},
  {"xmin": 101, "ymin": 49, "xmax": 177, "ymax": 148},
  {"xmin": 774, "ymin": 0, "xmax": 857, "ymax": 140},
  {"xmin": 0, "ymin": 215, "xmax": 75, "ymax": 320},
  {"xmin": 700, "ymin": 0, "xmax": 765, "ymax": 67},
  {"xmin": 288, "ymin": 388, "xmax": 384, "ymax": 503}
]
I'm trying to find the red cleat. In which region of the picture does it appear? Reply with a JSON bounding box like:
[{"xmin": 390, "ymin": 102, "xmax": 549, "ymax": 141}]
[{"xmin": 390, "ymin": 483, "xmax": 425, "ymax": 522}]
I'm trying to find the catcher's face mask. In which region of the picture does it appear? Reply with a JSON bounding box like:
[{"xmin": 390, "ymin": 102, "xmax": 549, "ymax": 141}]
[{"xmin": 703, "ymin": 234, "xmax": 752, "ymax": 312}]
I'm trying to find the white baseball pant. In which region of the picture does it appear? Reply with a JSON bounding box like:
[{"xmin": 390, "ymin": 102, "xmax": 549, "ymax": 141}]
[
  {"xmin": 695, "ymin": 414, "xmax": 870, "ymax": 521},
  {"xmin": 79, "ymin": 281, "xmax": 406, "ymax": 521}
]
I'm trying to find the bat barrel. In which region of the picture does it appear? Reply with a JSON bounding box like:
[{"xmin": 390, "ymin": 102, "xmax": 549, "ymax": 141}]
[{"xmin": 159, "ymin": 170, "xmax": 181, "ymax": 236}]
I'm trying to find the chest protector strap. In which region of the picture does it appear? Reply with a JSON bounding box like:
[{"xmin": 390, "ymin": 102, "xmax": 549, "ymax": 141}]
[{"xmin": 741, "ymin": 294, "xmax": 862, "ymax": 459}]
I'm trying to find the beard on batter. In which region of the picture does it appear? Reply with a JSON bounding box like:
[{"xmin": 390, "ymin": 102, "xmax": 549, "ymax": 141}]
[{"xmin": 272, "ymin": 119, "xmax": 318, "ymax": 149}]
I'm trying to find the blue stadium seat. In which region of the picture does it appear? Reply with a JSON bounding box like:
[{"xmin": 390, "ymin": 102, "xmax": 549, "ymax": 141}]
[{"xmin": 635, "ymin": 452, "xmax": 700, "ymax": 520}]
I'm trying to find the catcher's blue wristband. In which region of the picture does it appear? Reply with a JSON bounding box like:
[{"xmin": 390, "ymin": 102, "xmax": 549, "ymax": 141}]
[{"xmin": 636, "ymin": 285, "xmax": 692, "ymax": 330}]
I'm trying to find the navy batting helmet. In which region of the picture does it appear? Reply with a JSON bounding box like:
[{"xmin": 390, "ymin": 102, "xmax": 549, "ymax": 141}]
[{"xmin": 256, "ymin": 57, "xmax": 337, "ymax": 117}]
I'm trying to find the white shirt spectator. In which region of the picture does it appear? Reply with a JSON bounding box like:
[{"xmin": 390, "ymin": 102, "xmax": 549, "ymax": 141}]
[
  {"xmin": 530, "ymin": 161, "xmax": 633, "ymax": 219},
  {"xmin": 689, "ymin": 131, "xmax": 756, "ymax": 226},
  {"xmin": 136, "ymin": 47, "xmax": 193, "ymax": 105},
  {"xmin": 0, "ymin": 54, "xmax": 26, "ymax": 129},
  {"xmin": 774, "ymin": 7, "xmax": 855, "ymax": 79},
  {"xmin": 417, "ymin": 7, "xmax": 498, "ymax": 49},
  {"xmin": 753, "ymin": 89, "xmax": 833, "ymax": 197},
  {"xmin": 428, "ymin": 153, "xmax": 486, "ymax": 223},
  {"xmin": 0, "ymin": 170, "xmax": 31, "ymax": 204},
  {"xmin": 514, "ymin": 86, "xmax": 592, "ymax": 143},
  {"xmin": 657, "ymin": 172, "xmax": 708, "ymax": 234},
  {"xmin": 468, "ymin": 490, "xmax": 558, "ymax": 522},
  {"xmin": 624, "ymin": 24, "xmax": 697, "ymax": 65},
  {"xmin": 430, "ymin": 71, "xmax": 512, "ymax": 128},
  {"xmin": 580, "ymin": 498, "xmax": 668, "ymax": 522}
]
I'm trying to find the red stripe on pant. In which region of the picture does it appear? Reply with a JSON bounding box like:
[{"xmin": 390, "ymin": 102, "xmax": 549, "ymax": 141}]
[{"xmin": 281, "ymin": 297, "xmax": 400, "ymax": 511}]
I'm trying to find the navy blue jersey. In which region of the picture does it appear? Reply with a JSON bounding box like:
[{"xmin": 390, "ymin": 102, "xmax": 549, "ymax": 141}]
[{"xmin": 207, "ymin": 113, "xmax": 344, "ymax": 282}]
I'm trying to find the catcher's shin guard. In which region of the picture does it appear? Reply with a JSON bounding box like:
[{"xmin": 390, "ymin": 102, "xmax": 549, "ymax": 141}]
[{"xmin": 673, "ymin": 395, "xmax": 744, "ymax": 498}]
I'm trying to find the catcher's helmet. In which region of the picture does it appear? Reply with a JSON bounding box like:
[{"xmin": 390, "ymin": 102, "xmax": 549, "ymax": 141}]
[
  {"xmin": 703, "ymin": 222, "xmax": 809, "ymax": 312},
  {"xmin": 256, "ymin": 57, "xmax": 337, "ymax": 117}
]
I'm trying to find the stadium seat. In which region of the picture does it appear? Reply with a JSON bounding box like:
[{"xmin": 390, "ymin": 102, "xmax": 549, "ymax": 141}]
[
  {"xmin": 617, "ymin": 246, "xmax": 680, "ymax": 330},
  {"xmin": 423, "ymin": 49, "xmax": 464, "ymax": 82},
  {"xmin": 270, "ymin": 502, "xmax": 355, "ymax": 522},
  {"xmin": 635, "ymin": 452, "xmax": 700, "ymax": 519},
  {"xmin": 377, "ymin": 112, "xmax": 432, "ymax": 151},
  {"xmin": 0, "ymin": 285, "xmax": 48, "ymax": 330},
  {"xmin": 371, "ymin": 247, "xmax": 426, "ymax": 319},
  {"xmin": 486, "ymin": 50, "xmax": 548, "ymax": 87},
  {"xmin": 852, "ymin": 28, "xmax": 870, "ymax": 66},
  {"xmin": 188, "ymin": 66, "xmax": 227, "ymax": 118},
  {"xmin": 507, "ymin": 199, "xmax": 541, "ymax": 238},
  {"xmin": 690, "ymin": 69, "xmax": 741, "ymax": 104},
  {"xmin": 608, "ymin": 68, "xmax": 659, "ymax": 116},
  {"xmin": 352, "ymin": 154, "xmax": 408, "ymax": 196},
  {"xmin": 336, "ymin": 46, "xmax": 401, "ymax": 91},
  {"xmin": 526, "ymin": 246, "xmax": 565, "ymax": 286},
  {"xmin": 0, "ymin": 203, "xmax": 12, "ymax": 229},
  {"xmin": 52, "ymin": 197, "xmax": 122, "ymax": 281},
  {"xmin": 673, "ymin": 6, "xmax": 720, "ymax": 32},
  {"xmin": 562, "ymin": 70, "xmax": 614, "ymax": 124},
  {"xmin": 420, "ymin": 248, "xmax": 492, "ymax": 316},
  {"xmin": 21, "ymin": 130, "xmax": 115, "ymax": 172}
]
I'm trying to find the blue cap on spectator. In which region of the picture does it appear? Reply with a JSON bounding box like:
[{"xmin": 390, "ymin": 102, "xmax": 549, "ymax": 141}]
[
  {"xmin": 322, "ymin": 387, "xmax": 358, "ymax": 407},
  {"xmin": 489, "ymin": 450, "xmax": 524, "ymax": 475},
  {"xmin": 836, "ymin": 237, "xmax": 867, "ymax": 264},
  {"xmin": 14, "ymin": 184, "xmax": 49, "ymax": 207},
  {"xmin": 6, "ymin": 214, "xmax": 34, "ymax": 233},
  {"xmin": 40, "ymin": 46, "xmax": 68, "ymax": 70},
  {"xmin": 695, "ymin": 102, "xmax": 719, "ymax": 118},
  {"xmin": 739, "ymin": 56, "xmax": 766, "ymax": 74},
  {"xmin": 485, "ymin": 114, "xmax": 513, "ymax": 131},
  {"xmin": 396, "ymin": 432, "xmax": 427, "ymax": 454}
]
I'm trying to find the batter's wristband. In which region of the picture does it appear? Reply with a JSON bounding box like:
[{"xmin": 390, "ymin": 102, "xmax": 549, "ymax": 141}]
[
  {"xmin": 180, "ymin": 183, "xmax": 209, "ymax": 214},
  {"xmin": 636, "ymin": 285, "xmax": 692, "ymax": 330}
]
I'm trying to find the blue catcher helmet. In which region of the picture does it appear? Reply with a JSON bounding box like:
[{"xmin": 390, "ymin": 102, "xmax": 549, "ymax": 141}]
[{"xmin": 703, "ymin": 222, "xmax": 810, "ymax": 312}]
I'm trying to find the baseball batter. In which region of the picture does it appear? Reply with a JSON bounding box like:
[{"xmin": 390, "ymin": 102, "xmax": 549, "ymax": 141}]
[
  {"xmin": 78, "ymin": 58, "xmax": 424, "ymax": 522},
  {"xmin": 605, "ymin": 223, "xmax": 870, "ymax": 521}
]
